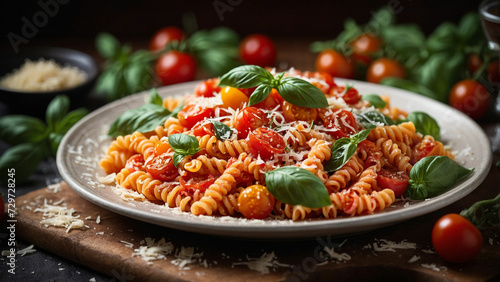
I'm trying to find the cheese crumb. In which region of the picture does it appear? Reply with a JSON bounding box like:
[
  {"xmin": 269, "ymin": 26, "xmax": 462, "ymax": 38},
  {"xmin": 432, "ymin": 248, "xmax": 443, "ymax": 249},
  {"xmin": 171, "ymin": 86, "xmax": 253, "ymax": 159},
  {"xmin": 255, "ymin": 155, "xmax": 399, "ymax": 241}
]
[
  {"xmin": 34, "ymin": 199, "xmax": 87, "ymax": 233},
  {"xmin": 232, "ymin": 252, "xmax": 290, "ymax": 274}
]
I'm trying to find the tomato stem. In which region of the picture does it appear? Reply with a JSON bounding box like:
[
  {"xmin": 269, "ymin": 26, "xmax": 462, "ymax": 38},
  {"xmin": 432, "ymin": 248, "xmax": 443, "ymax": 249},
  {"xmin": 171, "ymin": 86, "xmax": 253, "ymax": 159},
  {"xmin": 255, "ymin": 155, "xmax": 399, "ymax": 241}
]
[{"xmin": 460, "ymin": 193, "xmax": 500, "ymax": 229}]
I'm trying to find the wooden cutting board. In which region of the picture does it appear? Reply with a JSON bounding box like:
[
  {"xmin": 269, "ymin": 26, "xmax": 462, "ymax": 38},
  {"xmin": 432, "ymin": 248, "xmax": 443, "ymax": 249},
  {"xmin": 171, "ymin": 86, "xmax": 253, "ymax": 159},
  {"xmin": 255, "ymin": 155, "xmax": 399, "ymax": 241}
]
[{"xmin": 16, "ymin": 182, "xmax": 500, "ymax": 281}]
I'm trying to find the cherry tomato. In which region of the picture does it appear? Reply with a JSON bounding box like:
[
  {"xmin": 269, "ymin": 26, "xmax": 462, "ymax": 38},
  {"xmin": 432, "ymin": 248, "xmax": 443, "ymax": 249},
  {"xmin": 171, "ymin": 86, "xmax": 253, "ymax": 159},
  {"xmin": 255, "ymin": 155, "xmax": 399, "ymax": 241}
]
[
  {"xmin": 468, "ymin": 53, "xmax": 500, "ymax": 84},
  {"xmin": 195, "ymin": 78, "xmax": 220, "ymax": 98},
  {"xmin": 125, "ymin": 154, "xmax": 145, "ymax": 172},
  {"xmin": 377, "ymin": 168, "xmax": 409, "ymax": 197},
  {"xmin": 191, "ymin": 121, "xmax": 215, "ymax": 137},
  {"xmin": 432, "ymin": 213, "xmax": 482, "ymax": 263},
  {"xmin": 233, "ymin": 107, "xmax": 269, "ymax": 139},
  {"xmin": 366, "ymin": 58, "xmax": 406, "ymax": 84},
  {"xmin": 315, "ymin": 49, "xmax": 355, "ymax": 79},
  {"xmin": 178, "ymin": 104, "xmax": 214, "ymax": 129},
  {"xmin": 282, "ymin": 100, "xmax": 318, "ymax": 123},
  {"xmin": 221, "ymin": 86, "xmax": 249, "ymax": 110},
  {"xmin": 303, "ymin": 71, "xmax": 336, "ymax": 94},
  {"xmin": 180, "ymin": 173, "xmax": 215, "ymax": 196},
  {"xmin": 350, "ymin": 33, "xmax": 382, "ymax": 65},
  {"xmin": 238, "ymin": 184, "xmax": 275, "ymax": 219},
  {"xmin": 155, "ymin": 51, "xmax": 196, "ymax": 85},
  {"xmin": 145, "ymin": 151, "xmax": 178, "ymax": 181},
  {"xmin": 330, "ymin": 86, "xmax": 361, "ymax": 105},
  {"xmin": 239, "ymin": 34, "xmax": 276, "ymax": 67},
  {"xmin": 411, "ymin": 138, "xmax": 437, "ymax": 164},
  {"xmin": 155, "ymin": 139, "xmax": 171, "ymax": 155},
  {"xmin": 449, "ymin": 79, "xmax": 491, "ymax": 120},
  {"xmin": 247, "ymin": 127, "xmax": 285, "ymax": 159},
  {"xmin": 253, "ymin": 88, "xmax": 283, "ymax": 110},
  {"xmin": 320, "ymin": 109, "xmax": 357, "ymax": 139},
  {"xmin": 149, "ymin": 26, "xmax": 184, "ymax": 51}
]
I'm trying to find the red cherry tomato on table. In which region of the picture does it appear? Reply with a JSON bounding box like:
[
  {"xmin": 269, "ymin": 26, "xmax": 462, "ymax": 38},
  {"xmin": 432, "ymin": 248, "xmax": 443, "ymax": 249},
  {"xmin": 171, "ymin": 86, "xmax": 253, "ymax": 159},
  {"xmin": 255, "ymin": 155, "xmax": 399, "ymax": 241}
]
[
  {"xmin": 149, "ymin": 26, "xmax": 185, "ymax": 51},
  {"xmin": 432, "ymin": 213, "xmax": 482, "ymax": 263},
  {"xmin": 468, "ymin": 53, "xmax": 500, "ymax": 84},
  {"xmin": 195, "ymin": 78, "xmax": 220, "ymax": 98},
  {"xmin": 239, "ymin": 34, "xmax": 276, "ymax": 67},
  {"xmin": 376, "ymin": 168, "xmax": 409, "ymax": 197},
  {"xmin": 145, "ymin": 151, "xmax": 178, "ymax": 182},
  {"xmin": 233, "ymin": 107, "xmax": 269, "ymax": 139},
  {"xmin": 247, "ymin": 127, "xmax": 285, "ymax": 159},
  {"xmin": 350, "ymin": 33, "xmax": 382, "ymax": 65},
  {"xmin": 449, "ymin": 79, "xmax": 491, "ymax": 120},
  {"xmin": 178, "ymin": 104, "xmax": 214, "ymax": 129},
  {"xmin": 155, "ymin": 51, "xmax": 196, "ymax": 85},
  {"xmin": 366, "ymin": 58, "xmax": 405, "ymax": 84},
  {"xmin": 238, "ymin": 184, "xmax": 275, "ymax": 219},
  {"xmin": 315, "ymin": 49, "xmax": 355, "ymax": 79}
]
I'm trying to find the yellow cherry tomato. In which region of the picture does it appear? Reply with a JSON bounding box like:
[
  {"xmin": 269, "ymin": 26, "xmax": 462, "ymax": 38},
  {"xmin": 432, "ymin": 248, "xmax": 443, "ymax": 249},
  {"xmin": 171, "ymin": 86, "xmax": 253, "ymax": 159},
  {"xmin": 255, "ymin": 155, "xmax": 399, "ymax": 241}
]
[
  {"xmin": 238, "ymin": 184, "xmax": 275, "ymax": 219},
  {"xmin": 221, "ymin": 86, "xmax": 249, "ymax": 109}
]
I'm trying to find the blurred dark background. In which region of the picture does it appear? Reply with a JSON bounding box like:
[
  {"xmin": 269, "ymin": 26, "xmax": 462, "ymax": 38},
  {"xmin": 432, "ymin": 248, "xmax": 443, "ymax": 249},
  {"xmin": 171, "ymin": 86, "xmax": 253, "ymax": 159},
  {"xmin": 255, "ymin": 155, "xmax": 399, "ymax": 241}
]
[{"xmin": 0, "ymin": 0, "xmax": 481, "ymax": 55}]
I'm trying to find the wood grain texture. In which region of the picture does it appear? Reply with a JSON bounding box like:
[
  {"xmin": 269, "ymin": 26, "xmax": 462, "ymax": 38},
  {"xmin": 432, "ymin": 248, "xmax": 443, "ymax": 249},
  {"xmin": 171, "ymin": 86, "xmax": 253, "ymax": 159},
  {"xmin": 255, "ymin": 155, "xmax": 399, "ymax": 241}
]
[{"xmin": 15, "ymin": 181, "xmax": 500, "ymax": 281}]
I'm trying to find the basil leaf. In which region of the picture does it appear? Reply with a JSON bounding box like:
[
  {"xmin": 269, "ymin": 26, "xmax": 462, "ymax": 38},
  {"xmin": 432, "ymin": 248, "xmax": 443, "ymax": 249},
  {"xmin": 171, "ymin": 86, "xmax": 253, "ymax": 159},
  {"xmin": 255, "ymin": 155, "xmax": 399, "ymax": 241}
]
[
  {"xmin": 324, "ymin": 129, "xmax": 371, "ymax": 172},
  {"xmin": 277, "ymin": 77, "xmax": 329, "ymax": 108},
  {"xmin": 48, "ymin": 132, "xmax": 64, "ymax": 157},
  {"xmin": 54, "ymin": 108, "xmax": 88, "ymax": 134},
  {"xmin": 248, "ymin": 83, "xmax": 273, "ymax": 106},
  {"xmin": 148, "ymin": 88, "xmax": 163, "ymax": 106},
  {"xmin": 0, "ymin": 143, "xmax": 45, "ymax": 184},
  {"xmin": 168, "ymin": 133, "xmax": 201, "ymax": 156},
  {"xmin": 172, "ymin": 153, "xmax": 186, "ymax": 168},
  {"xmin": 196, "ymin": 48, "xmax": 241, "ymax": 77},
  {"xmin": 265, "ymin": 167, "xmax": 331, "ymax": 208},
  {"xmin": 211, "ymin": 120, "xmax": 233, "ymax": 140},
  {"xmin": 357, "ymin": 111, "xmax": 395, "ymax": 129},
  {"xmin": 362, "ymin": 94, "xmax": 387, "ymax": 109},
  {"xmin": 406, "ymin": 156, "xmax": 474, "ymax": 200},
  {"xmin": 108, "ymin": 104, "xmax": 173, "ymax": 137},
  {"xmin": 46, "ymin": 95, "xmax": 70, "ymax": 131},
  {"xmin": 426, "ymin": 22, "xmax": 460, "ymax": 53},
  {"xmin": 457, "ymin": 12, "xmax": 482, "ymax": 44},
  {"xmin": 218, "ymin": 65, "xmax": 273, "ymax": 88},
  {"xmin": 95, "ymin": 32, "xmax": 121, "ymax": 59},
  {"xmin": 382, "ymin": 24, "xmax": 425, "ymax": 59},
  {"xmin": 407, "ymin": 112, "xmax": 440, "ymax": 141},
  {"xmin": 0, "ymin": 115, "xmax": 47, "ymax": 145}
]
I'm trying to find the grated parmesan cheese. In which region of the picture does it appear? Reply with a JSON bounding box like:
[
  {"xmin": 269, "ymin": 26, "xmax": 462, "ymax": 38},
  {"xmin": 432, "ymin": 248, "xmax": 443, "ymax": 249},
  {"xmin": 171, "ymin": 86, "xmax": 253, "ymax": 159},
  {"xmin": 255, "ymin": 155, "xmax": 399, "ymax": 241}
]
[
  {"xmin": 132, "ymin": 237, "xmax": 174, "ymax": 263},
  {"xmin": 370, "ymin": 239, "xmax": 417, "ymax": 252},
  {"xmin": 232, "ymin": 252, "xmax": 290, "ymax": 274},
  {"xmin": 33, "ymin": 199, "xmax": 87, "ymax": 233}
]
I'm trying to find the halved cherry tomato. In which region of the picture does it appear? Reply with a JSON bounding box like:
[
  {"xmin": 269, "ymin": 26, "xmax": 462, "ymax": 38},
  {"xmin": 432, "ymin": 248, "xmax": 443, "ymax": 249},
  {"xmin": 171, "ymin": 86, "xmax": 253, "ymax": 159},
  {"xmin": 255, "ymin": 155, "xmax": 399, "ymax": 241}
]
[
  {"xmin": 239, "ymin": 34, "xmax": 276, "ymax": 67},
  {"xmin": 330, "ymin": 86, "xmax": 361, "ymax": 104},
  {"xmin": 221, "ymin": 86, "xmax": 249, "ymax": 110},
  {"xmin": 411, "ymin": 138, "xmax": 437, "ymax": 164},
  {"xmin": 195, "ymin": 78, "xmax": 221, "ymax": 98},
  {"xmin": 449, "ymin": 79, "xmax": 491, "ymax": 120},
  {"xmin": 149, "ymin": 26, "xmax": 184, "ymax": 51},
  {"xmin": 377, "ymin": 168, "xmax": 409, "ymax": 197},
  {"xmin": 247, "ymin": 127, "xmax": 285, "ymax": 159},
  {"xmin": 303, "ymin": 71, "xmax": 336, "ymax": 94},
  {"xmin": 253, "ymin": 88, "xmax": 283, "ymax": 110},
  {"xmin": 350, "ymin": 33, "xmax": 382, "ymax": 65},
  {"xmin": 238, "ymin": 184, "xmax": 275, "ymax": 219},
  {"xmin": 155, "ymin": 139, "xmax": 171, "ymax": 155},
  {"xmin": 432, "ymin": 214, "xmax": 482, "ymax": 263},
  {"xmin": 145, "ymin": 151, "xmax": 178, "ymax": 181},
  {"xmin": 282, "ymin": 100, "xmax": 318, "ymax": 123},
  {"xmin": 233, "ymin": 107, "xmax": 269, "ymax": 139},
  {"xmin": 366, "ymin": 58, "xmax": 405, "ymax": 84},
  {"xmin": 191, "ymin": 121, "xmax": 215, "ymax": 137},
  {"xmin": 178, "ymin": 104, "xmax": 214, "ymax": 129},
  {"xmin": 179, "ymin": 173, "xmax": 215, "ymax": 196},
  {"xmin": 315, "ymin": 49, "xmax": 355, "ymax": 79},
  {"xmin": 126, "ymin": 154, "xmax": 145, "ymax": 172},
  {"xmin": 155, "ymin": 51, "xmax": 196, "ymax": 85},
  {"xmin": 320, "ymin": 109, "xmax": 357, "ymax": 139}
]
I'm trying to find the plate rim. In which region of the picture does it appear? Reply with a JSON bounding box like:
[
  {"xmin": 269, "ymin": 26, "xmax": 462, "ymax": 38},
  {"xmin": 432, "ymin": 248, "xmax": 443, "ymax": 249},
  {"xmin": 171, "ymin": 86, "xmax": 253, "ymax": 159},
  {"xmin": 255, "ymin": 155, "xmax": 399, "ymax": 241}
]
[{"xmin": 57, "ymin": 79, "xmax": 492, "ymax": 239}]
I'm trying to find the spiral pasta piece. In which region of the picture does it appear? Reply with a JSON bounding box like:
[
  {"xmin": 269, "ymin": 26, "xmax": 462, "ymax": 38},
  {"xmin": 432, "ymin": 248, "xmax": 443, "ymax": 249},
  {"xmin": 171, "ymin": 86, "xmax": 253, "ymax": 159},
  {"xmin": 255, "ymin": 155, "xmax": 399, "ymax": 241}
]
[
  {"xmin": 197, "ymin": 135, "xmax": 249, "ymax": 158},
  {"xmin": 324, "ymin": 154, "xmax": 364, "ymax": 193},
  {"xmin": 238, "ymin": 153, "xmax": 266, "ymax": 182},
  {"xmin": 368, "ymin": 122, "xmax": 417, "ymax": 146},
  {"xmin": 376, "ymin": 138, "xmax": 412, "ymax": 174}
]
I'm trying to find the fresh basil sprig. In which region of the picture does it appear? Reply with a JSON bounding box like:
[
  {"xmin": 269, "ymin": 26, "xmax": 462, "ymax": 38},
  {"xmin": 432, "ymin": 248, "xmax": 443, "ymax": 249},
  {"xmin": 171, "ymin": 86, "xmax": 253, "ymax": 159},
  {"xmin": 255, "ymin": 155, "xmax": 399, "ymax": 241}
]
[
  {"xmin": 265, "ymin": 167, "xmax": 331, "ymax": 208},
  {"xmin": 324, "ymin": 129, "xmax": 371, "ymax": 172},
  {"xmin": 218, "ymin": 65, "xmax": 328, "ymax": 108},
  {"xmin": 107, "ymin": 89, "xmax": 183, "ymax": 138},
  {"xmin": 406, "ymin": 156, "xmax": 474, "ymax": 200},
  {"xmin": 362, "ymin": 94, "xmax": 387, "ymax": 109},
  {"xmin": 406, "ymin": 111, "xmax": 441, "ymax": 141},
  {"xmin": 357, "ymin": 111, "xmax": 395, "ymax": 129},
  {"xmin": 211, "ymin": 120, "xmax": 233, "ymax": 140},
  {"xmin": 167, "ymin": 133, "xmax": 201, "ymax": 167},
  {"xmin": 0, "ymin": 95, "xmax": 87, "ymax": 184}
]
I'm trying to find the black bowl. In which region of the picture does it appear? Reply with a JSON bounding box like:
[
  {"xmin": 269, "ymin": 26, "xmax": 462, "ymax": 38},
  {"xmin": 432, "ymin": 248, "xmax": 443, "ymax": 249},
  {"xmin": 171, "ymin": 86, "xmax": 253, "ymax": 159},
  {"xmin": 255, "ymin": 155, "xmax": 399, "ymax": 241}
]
[{"xmin": 0, "ymin": 47, "xmax": 98, "ymax": 116}]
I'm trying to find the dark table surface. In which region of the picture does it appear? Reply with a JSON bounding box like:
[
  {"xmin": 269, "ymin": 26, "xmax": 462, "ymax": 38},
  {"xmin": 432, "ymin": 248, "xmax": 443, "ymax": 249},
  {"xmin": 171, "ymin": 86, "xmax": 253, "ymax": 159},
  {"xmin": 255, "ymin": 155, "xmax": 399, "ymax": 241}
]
[{"xmin": 1, "ymin": 35, "xmax": 500, "ymax": 281}]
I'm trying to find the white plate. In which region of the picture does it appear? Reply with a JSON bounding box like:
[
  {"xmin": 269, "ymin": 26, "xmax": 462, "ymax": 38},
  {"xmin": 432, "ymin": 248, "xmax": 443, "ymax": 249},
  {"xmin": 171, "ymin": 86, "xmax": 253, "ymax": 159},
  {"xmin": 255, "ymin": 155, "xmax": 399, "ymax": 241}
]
[{"xmin": 57, "ymin": 80, "xmax": 492, "ymax": 239}]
